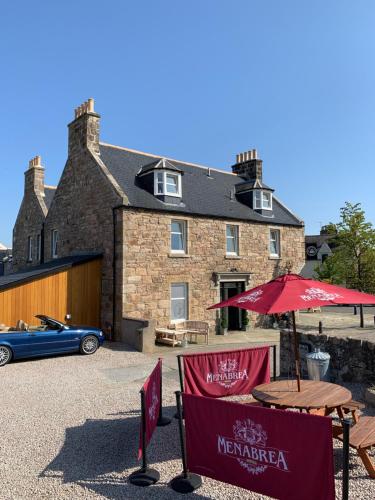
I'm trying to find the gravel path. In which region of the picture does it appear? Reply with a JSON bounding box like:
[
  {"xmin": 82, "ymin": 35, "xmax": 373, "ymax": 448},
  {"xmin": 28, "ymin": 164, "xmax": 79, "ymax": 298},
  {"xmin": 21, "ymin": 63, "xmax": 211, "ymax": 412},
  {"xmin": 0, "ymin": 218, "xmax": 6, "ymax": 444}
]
[{"xmin": 0, "ymin": 343, "xmax": 374, "ymax": 499}]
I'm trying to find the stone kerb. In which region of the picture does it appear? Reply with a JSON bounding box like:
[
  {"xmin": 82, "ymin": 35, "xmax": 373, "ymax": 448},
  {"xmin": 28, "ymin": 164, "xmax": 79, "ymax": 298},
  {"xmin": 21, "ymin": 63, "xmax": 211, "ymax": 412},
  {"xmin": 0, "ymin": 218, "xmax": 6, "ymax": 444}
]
[{"xmin": 280, "ymin": 329, "xmax": 375, "ymax": 384}]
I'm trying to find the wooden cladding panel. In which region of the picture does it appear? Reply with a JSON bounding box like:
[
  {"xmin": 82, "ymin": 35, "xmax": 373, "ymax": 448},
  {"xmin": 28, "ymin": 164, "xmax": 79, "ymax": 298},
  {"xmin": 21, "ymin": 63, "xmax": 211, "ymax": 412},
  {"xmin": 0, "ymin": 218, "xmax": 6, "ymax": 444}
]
[{"xmin": 0, "ymin": 259, "xmax": 101, "ymax": 328}]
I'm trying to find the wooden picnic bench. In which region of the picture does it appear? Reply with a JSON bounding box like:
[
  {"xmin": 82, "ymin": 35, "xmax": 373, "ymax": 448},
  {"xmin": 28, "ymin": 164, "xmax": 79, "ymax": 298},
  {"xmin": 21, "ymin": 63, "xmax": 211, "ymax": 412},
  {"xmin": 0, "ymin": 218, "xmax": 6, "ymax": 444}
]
[
  {"xmin": 155, "ymin": 327, "xmax": 187, "ymax": 347},
  {"xmin": 337, "ymin": 416, "xmax": 375, "ymax": 479}
]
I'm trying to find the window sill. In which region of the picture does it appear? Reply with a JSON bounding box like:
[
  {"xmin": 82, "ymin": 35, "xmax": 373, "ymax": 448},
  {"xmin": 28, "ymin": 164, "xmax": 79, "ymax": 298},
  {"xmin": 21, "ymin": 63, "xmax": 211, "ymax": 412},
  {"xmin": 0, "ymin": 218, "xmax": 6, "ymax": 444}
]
[
  {"xmin": 169, "ymin": 253, "xmax": 190, "ymax": 258},
  {"xmin": 225, "ymin": 255, "xmax": 241, "ymax": 260},
  {"xmin": 269, "ymin": 255, "xmax": 281, "ymax": 260}
]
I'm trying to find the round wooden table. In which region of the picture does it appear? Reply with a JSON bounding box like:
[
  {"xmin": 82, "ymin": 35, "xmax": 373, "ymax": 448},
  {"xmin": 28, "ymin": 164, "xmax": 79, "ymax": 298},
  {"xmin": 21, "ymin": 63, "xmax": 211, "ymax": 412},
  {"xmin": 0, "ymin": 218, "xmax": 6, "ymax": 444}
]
[{"xmin": 252, "ymin": 379, "xmax": 352, "ymax": 411}]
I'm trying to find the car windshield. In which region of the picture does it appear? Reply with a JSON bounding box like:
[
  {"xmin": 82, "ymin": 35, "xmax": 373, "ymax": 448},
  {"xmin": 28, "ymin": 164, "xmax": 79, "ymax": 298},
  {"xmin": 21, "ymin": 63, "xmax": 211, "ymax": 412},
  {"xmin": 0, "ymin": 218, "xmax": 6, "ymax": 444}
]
[{"xmin": 35, "ymin": 315, "xmax": 65, "ymax": 330}]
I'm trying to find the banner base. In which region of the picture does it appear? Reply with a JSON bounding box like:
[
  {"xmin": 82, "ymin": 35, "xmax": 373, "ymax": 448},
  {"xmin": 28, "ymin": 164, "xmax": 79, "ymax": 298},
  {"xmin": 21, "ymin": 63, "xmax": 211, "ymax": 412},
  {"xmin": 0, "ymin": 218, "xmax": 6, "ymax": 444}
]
[
  {"xmin": 128, "ymin": 467, "xmax": 160, "ymax": 487},
  {"xmin": 170, "ymin": 472, "xmax": 202, "ymax": 493},
  {"xmin": 157, "ymin": 415, "xmax": 172, "ymax": 427}
]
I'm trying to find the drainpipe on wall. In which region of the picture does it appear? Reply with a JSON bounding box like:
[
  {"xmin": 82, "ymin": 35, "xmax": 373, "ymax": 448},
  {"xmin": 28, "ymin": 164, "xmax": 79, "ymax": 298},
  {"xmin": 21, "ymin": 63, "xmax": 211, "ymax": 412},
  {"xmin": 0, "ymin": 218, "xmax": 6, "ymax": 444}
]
[{"xmin": 112, "ymin": 205, "xmax": 125, "ymax": 341}]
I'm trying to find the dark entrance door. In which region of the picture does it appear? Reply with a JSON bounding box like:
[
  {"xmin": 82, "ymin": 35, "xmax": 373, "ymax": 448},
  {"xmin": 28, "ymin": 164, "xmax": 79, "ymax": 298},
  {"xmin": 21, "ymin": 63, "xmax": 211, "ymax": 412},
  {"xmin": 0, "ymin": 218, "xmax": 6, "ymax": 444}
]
[{"xmin": 220, "ymin": 281, "xmax": 245, "ymax": 331}]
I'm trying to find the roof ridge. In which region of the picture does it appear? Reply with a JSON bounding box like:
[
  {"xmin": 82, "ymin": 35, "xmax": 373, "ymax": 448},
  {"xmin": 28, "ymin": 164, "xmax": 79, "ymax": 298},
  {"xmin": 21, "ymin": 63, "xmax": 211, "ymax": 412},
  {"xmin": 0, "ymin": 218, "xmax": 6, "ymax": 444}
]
[{"xmin": 99, "ymin": 142, "xmax": 237, "ymax": 176}]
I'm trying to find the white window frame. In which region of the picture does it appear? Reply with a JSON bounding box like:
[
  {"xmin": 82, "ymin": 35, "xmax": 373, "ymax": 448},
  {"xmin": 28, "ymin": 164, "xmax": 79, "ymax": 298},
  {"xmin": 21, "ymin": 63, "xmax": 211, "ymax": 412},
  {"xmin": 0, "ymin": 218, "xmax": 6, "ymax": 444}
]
[
  {"xmin": 36, "ymin": 234, "xmax": 41, "ymax": 261},
  {"xmin": 27, "ymin": 236, "xmax": 33, "ymax": 262},
  {"xmin": 51, "ymin": 230, "xmax": 59, "ymax": 259},
  {"xmin": 154, "ymin": 171, "xmax": 182, "ymax": 197},
  {"xmin": 226, "ymin": 224, "xmax": 239, "ymax": 255},
  {"xmin": 269, "ymin": 229, "xmax": 281, "ymax": 258},
  {"xmin": 170, "ymin": 283, "xmax": 188, "ymax": 322},
  {"xmin": 253, "ymin": 190, "xmax": 273, "ymax": 210},
  {"xmin": 171, "ymin": 219, "xmax": 187, "ymax": 254}
]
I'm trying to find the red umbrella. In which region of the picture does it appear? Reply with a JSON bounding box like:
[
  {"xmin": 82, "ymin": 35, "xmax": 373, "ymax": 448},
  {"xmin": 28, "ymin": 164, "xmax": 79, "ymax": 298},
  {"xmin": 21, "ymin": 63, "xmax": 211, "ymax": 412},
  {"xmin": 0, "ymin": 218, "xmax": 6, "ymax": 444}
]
[{"xmin": 208, "ymin": 273, "xmax": 375, "ymax": 391}]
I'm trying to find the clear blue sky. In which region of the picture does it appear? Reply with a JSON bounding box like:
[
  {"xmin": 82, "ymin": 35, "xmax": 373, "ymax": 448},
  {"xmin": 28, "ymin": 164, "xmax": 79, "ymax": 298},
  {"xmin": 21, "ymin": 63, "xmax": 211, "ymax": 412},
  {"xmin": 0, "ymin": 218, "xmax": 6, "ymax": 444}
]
[{"xmin": 1, "ymin": 1, "xmax": 375, "ymax": 247}]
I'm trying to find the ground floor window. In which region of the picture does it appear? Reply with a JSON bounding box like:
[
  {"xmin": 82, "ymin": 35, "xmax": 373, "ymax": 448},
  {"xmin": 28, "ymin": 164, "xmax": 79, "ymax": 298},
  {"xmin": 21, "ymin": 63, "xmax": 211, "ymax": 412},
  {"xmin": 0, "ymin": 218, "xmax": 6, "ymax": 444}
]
[{"xmin": 171, "ymin": 283, "xmax": 188, "ymax": 322}]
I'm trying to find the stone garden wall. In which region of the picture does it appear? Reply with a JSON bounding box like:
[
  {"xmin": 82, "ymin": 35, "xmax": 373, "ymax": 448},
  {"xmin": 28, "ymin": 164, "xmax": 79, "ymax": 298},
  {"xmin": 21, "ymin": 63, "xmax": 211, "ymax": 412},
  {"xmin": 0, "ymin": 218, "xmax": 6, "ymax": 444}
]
[{"xmin": 280, "ymin": 329, "xmax": 375, "ymax": 383}]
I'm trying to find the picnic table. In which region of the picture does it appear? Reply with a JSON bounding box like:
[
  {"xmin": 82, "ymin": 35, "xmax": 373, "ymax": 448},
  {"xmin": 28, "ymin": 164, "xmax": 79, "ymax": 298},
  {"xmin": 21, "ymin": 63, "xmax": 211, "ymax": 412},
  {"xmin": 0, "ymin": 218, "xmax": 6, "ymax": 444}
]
[
  {"xmin": 155, "ymin": 327, "xmax": 188, "ymax": 347},
  {"xmin": 252, "ymin": 379, "xmax": 352, "ymax": 414}
]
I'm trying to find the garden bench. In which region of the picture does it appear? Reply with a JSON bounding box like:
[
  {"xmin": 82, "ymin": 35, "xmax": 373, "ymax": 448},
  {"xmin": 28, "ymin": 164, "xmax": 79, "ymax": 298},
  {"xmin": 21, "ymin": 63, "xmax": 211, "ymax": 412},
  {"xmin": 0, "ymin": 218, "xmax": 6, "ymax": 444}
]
[
  {"xmin": 175, "ymin": 320, "xmax": 209, "ymax": 345},
  {"xmin": 337, "ymin": 416, "xmax": 375, "ymax": 478}
]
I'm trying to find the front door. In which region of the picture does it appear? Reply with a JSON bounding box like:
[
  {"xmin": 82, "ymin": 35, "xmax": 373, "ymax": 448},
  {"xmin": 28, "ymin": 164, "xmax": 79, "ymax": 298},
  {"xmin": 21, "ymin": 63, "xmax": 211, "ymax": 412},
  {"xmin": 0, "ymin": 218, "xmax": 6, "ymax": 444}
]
[{"xmin": 220, "ymin": 281, "xmax": 245, "ymax": 331}]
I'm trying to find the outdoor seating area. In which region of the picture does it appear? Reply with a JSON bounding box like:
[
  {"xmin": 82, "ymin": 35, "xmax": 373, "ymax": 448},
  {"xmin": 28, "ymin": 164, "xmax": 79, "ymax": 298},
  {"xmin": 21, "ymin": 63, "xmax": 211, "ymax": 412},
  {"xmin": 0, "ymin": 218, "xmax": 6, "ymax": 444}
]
[
  {"xmin": 155, "ymin": 320, "xmax": 209, "ymax": 347},
  {"xmin": 132, "ymin": 342, "xmax": 375, "ymax": 500}
]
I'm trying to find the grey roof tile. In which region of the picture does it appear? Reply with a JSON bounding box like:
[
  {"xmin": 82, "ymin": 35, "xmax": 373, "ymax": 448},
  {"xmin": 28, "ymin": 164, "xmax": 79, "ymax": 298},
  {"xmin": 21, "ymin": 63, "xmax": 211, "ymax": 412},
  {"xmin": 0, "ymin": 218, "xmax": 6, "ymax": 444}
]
[
  {"xmin": 99, "ymin": 144, "xmax": 303, "ymax": 227},
  {"xmin": 44, "ymin": 187, "xmax": 56, "ymax": 210}
]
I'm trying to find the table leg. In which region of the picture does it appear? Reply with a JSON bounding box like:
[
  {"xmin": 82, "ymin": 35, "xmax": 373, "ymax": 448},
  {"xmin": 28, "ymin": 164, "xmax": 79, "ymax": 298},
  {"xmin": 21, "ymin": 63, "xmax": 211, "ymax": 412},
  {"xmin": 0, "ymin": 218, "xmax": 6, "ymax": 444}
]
[{"xmin": 358, "ymin": 449, "xmax": 375, "ymax": 478}]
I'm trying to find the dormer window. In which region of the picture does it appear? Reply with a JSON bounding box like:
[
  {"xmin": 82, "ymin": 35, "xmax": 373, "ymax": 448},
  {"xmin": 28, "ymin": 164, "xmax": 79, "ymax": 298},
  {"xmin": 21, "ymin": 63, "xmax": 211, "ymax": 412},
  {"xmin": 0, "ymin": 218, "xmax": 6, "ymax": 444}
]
[
  {"xmin": 154, "ymin": 171, "xmax": 182, "ymax": 197},
  {"xmin": 253, "ymin": 190, "xmax": 272, "ymax": 210}
]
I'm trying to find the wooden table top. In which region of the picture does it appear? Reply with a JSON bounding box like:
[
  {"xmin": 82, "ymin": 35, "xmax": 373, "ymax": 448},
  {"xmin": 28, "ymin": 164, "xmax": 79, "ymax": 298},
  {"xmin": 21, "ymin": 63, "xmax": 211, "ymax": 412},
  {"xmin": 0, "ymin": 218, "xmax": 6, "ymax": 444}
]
[{"xmin": 252, "ymin": 379, "xmax": 352, "ymax": 410}]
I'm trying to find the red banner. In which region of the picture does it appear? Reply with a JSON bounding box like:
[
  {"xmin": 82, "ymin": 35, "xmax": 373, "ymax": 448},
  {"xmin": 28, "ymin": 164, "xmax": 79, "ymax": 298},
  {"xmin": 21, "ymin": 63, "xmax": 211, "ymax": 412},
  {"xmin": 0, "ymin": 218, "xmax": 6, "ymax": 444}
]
[
  {"xmin": 183, "ymin": 394, "xmax": 335, "ymax": 500},
  {"xmin": 183, "ymin": 347, "xmax": 270, "ymax": 397},
  {"xmin": 138, "ymin": 359, "xmax": 161, "ymax": 459}
]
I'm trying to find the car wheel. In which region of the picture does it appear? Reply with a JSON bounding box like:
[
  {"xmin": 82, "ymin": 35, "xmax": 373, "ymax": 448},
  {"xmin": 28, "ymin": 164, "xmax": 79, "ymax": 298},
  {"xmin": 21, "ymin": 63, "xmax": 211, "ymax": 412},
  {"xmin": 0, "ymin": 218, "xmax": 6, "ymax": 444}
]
[
  {"xmin": 80, "ymin": 335, "xmax": 99, "ymax": 355},
  {"xmin": 0, "ymin": 345, "xmax": 12, "ymax": 366}
]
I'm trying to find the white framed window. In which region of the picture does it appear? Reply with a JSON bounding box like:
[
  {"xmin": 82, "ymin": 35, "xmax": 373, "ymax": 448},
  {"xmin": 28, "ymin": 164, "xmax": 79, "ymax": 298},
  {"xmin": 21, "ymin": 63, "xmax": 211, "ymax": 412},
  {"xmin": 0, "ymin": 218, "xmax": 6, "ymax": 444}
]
[
  {"xmin": 171, "ymin": 220, "xmax": 187, "ymax": 253},
  {"xmin": 36, "ymin": 234, "xmax": 41, "ymax": 261},
  {"xmin": 154, "ymin": 171, "xmax": 182, "ymax": 197},
  {"xmin": 51, "ymin": 230, "xmax": 59, "ymax": 259},
  {"xmin": 171, "ymin": 283, "xmax": 188, "ymax": 322},
  {"xmin": 226, "ymin": 225, "xmax": 239, "ymax": 255},
  {"xmin": 27, "ymin": 236, "xmax": 33, "ymax": 262},
  {"xmin": 253, "ymin": 190, "xmax": 273, "ymax": 210},
  {"xmin": 269, "ymin": 229, "xmax": 280, "ymax": 257}
]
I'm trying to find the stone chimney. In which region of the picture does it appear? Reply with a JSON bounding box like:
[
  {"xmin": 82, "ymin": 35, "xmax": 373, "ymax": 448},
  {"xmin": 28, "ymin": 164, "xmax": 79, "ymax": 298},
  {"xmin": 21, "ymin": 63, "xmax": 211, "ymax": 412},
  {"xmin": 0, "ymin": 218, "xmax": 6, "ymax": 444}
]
[
  {"xmin": 24, "ymin": 155, "xmax": 45, "ymax": 196},
  {"xmin": 232, "ymin": 149, "xmax": 263, "ymax": 181},
  {"xmin": 68, "ymin": 98, "xmax": 100, "ymax": 156}
]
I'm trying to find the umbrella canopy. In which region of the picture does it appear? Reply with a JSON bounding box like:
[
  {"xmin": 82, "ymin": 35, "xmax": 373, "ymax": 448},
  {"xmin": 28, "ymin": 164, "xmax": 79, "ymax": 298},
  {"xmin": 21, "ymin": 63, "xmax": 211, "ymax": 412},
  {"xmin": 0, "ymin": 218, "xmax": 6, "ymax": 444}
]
[
  {"xmin": 208, "ymin": 273, "xmax": 375, "ymax": 314},
  {"xmin": 208, "ymin": 273, "xmax": 375, "ymax": 392}
]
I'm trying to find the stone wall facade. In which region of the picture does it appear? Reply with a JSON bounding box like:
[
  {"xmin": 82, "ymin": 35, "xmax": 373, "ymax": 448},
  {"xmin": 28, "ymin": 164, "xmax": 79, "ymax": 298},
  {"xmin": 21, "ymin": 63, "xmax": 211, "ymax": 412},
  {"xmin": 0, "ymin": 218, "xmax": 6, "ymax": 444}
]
[
  {"xmin": 280, "ymin": 329, "xmax": 375, "ymax": 383},
  {"xmin": 120, "ymin": 208, "xmax": 305, "ymax": 333}
]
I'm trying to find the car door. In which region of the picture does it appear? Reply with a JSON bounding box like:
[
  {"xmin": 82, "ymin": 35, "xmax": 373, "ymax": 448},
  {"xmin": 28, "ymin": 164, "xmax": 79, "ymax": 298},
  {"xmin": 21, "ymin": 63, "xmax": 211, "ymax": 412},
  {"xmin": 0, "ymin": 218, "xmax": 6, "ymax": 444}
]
[{"xmin": 26, "ymin": 328, "xmax": 80, "ymax": 355}]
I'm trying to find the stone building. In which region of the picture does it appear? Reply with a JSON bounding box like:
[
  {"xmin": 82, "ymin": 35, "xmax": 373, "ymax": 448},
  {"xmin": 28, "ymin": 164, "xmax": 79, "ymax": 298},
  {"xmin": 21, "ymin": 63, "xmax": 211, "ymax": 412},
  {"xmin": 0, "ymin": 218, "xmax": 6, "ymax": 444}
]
[
  {"xmin": 12, "ymin": 155, "xmax": 56, "ymax": 270},
  {"xmin": 12, "ymin": 99, "xmax": 305, "ymax": 340}
]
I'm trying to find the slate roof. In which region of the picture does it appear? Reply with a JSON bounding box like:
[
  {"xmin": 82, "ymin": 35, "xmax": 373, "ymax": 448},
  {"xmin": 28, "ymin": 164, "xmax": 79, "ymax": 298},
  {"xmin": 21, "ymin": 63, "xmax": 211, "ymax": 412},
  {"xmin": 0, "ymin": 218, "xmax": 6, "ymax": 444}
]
[
  {"xmin": 0, "ymin": 253, "xmax": 101, "ymax": 291},
  {"xmin": 44, "ymin": 187, "xmax": 56, "ymax": 210},
  {"xmin": 100, "ymin": 144, "xmax": 303, "ymax": 227},
  {"xmin": 305, "ymin": 234, "xmax": 335, "ymax": 248}
]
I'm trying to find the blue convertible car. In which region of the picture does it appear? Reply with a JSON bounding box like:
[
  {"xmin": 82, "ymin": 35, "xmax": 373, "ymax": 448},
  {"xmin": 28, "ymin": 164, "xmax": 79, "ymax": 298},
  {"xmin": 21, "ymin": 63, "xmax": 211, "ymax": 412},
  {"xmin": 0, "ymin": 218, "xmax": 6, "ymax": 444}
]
[{"xmin": 0, "ymin": 315, "xmax": 104, "ymax": 366}]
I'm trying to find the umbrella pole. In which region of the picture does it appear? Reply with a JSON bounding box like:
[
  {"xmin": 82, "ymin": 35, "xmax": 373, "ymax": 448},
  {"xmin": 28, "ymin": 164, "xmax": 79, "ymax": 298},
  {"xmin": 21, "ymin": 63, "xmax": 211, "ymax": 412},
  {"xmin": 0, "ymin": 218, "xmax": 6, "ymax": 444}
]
[{"xmin": 291, "ymin": 310, "xmax": 301, "ymax": 392}]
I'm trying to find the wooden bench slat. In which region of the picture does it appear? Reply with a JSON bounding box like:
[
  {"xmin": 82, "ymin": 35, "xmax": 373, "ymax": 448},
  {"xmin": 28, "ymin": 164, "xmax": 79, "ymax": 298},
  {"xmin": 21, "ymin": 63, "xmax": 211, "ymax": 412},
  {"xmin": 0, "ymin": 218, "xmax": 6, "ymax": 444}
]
[
  {"xmin": 342, "ymin": 399, "xmax": 365, "ymax": 411},
  {"xmin": 337, "ymin": 417, "xmax": 375, "ymax": 449}
]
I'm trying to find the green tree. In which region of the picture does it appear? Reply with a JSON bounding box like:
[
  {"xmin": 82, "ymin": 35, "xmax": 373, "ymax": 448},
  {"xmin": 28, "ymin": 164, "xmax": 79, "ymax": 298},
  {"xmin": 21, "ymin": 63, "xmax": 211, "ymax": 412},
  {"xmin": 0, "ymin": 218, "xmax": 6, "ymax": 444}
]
[{"xmin": 316, "ymin": 202, "xmax": 375, "ymax": 293}]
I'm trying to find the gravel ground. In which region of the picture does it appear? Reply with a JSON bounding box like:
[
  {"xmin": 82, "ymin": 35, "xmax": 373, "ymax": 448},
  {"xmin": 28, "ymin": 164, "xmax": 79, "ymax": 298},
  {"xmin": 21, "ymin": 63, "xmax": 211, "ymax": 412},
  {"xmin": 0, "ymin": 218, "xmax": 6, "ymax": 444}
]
[{"xmin": 1, "ymin": 343, "xmax": 374, "ymax": 499}]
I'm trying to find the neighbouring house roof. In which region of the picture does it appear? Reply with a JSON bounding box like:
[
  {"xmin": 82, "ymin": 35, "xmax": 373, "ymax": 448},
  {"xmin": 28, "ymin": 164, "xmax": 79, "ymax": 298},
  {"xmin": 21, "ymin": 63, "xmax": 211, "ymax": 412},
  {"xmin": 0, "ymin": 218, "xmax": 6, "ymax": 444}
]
[
  {"xmin": 305, "ymin": 234, "xmax": 335, "ymax": 247},
  {"xmin": 0, "ymin": 253, "xmax": 102, "ymax": 291},
  {"xmin": 99, "ymin": 144, "xmax": 303, "ymax": 227},
  {"xmin": 44, "ymin": 186, "xmax": 57, "ymax": 210}
]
